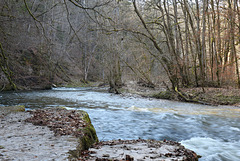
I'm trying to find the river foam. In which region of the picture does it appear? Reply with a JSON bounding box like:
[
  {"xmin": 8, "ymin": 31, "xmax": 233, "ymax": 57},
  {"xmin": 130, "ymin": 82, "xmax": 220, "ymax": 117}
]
[
  {"xmin": 181, "ymin": 137, "xmax": 240, "ymax": 161},
  {"xmin": 125, "ymin": 105, "xmax": 240, "ymax": 118}
]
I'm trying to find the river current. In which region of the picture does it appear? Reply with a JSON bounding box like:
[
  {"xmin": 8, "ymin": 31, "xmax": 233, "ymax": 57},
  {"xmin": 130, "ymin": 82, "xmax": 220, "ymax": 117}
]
[{"xmin": 1, "ymin": 87, "xmax": 240, "ymax": 161}]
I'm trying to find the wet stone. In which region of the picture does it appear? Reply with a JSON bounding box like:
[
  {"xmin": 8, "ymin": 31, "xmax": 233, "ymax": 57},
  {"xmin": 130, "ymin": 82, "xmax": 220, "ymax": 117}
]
[{"xmin": 78, "ymin": 139, "xmax": 198, "ymax": 161}]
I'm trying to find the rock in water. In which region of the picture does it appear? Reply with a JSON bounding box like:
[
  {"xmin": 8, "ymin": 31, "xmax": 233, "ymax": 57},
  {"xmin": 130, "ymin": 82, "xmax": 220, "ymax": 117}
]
[{"xmin": 79, "ymin": 139, "xmax": 199, "ymax": 161}]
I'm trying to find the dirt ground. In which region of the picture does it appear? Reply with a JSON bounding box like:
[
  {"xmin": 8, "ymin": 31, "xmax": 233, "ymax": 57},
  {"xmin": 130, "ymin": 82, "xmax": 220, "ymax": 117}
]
[{"xmin": 0, "ymin": 112, "xmax": 78, "ymax": 161}]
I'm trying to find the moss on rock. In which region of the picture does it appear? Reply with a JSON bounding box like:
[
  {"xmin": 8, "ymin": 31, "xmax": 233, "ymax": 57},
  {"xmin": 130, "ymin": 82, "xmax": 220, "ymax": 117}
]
[
  {"xmin": 78, "ymin": 125, "xmax": 99, "ymax": 150},
  {"xmin": 0, "ymin": 105, "xmax": 25, "ymax": 116},
  {"xmin": 14, "ymin": 105, "xmax": 25, "ymax": 112},
  {"xmin": 68, "ymin": 110, "xmax": 99, "ymax": 159},
  {"xmin": 81, "ymin": 110, "xmax": 92, "ymax": 124},
  {"xmin": 77, "ymin": 111, "xmax": 99, "ymax": 151},
  {"xmin": 25, "ymin": 108, "xmax": 98, "ymax": 159}
]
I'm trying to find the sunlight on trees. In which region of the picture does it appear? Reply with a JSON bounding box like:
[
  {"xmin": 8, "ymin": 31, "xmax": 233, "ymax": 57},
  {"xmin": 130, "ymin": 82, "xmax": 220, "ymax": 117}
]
[{"xmin": 0, "ymin": 0, "xmax": 239, "ymax": 91}]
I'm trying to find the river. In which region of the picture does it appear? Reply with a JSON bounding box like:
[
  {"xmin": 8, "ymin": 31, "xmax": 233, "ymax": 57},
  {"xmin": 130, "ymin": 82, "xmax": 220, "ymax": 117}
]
[{"xmin": 1, "ymin": 87, "xmax": 240, "ymax": 161}]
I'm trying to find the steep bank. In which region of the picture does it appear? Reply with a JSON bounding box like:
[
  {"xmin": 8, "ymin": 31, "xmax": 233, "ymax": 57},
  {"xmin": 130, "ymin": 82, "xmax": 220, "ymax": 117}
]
[{"xmin": 0, "ymin": 48, "xmax": 86, "ymax": 91}]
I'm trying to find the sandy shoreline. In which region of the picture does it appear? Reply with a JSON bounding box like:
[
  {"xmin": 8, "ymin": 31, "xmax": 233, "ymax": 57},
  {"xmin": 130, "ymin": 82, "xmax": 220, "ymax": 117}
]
[{"xmin": 0, "ymin": 112, "xmax": 78, "ymax": 161}]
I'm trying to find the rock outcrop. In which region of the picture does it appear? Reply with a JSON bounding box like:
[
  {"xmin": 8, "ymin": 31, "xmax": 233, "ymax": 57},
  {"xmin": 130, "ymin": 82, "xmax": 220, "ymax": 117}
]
[
  {"xmin": 25, "ymin": 108, "xmax": 99, "ymax": 158},
  {"xmin": 79, "ymin": 139, "xmax": 199, "ymax": 161},
  {"xmin": 0, "ymin": 107, "xmax": 199, "ymax": 160}
]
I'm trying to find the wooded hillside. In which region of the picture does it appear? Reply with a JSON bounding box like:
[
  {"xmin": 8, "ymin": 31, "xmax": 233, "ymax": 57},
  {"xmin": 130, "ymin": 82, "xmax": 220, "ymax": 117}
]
[{"xmin": 0, "ymin": 0, "xmax": 239, "ymax": 91}]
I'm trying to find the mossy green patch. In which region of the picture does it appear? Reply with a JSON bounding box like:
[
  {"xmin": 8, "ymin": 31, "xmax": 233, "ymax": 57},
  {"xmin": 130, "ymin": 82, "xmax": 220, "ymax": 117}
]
[
  {"xmin": 14, "ymin": 105, "xmax": 25, "ymax": 112},
  {"xmin": 63, "ymin": 81, "xmax": 96, "ymax": 88},
  {"xmin": 79, "ymin": 111, "xmax": 99, "ymax": 148},
  {"xmin": 78, "ymin": 125, "xmax": 99, "ymax": 151},
  {"xmin": 0, "ymin": 145, "xmax": 4, "ymax": 149},
  {"xmin": 152, "ymin": 91, "xmax": 175, "ymax": 100},
  {"xmin": 81, "ymin": 111, "xmax": 92, "ymax": 124},
  {"xmin": 55, "ymin": 106, "xmax": 67, "ymax": 110},
  {"xmin": 0, "ymin": 105, "xmax": 25, "ymax": 116},
  {"xmin": 69, "ymin": 110, "xmax": 99, "ymax": 159}
]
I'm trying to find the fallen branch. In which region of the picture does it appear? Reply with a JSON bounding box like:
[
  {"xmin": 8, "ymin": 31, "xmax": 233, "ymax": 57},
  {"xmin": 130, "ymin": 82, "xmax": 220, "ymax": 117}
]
[{"xmin": 174, "ymin": 87, "xmax": 215, "ymax": 105}]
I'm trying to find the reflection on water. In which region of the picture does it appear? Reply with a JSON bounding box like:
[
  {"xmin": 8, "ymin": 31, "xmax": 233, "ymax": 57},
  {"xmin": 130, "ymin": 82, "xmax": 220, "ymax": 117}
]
[{"xmin": 1, "ymin": 87, "xmax": 240, "ymax": 161}]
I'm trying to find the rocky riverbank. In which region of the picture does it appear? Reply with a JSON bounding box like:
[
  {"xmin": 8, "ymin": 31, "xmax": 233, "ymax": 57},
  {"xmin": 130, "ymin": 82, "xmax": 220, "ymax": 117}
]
[
  {"xmin": 121, "ymin": 81, "xmax": 240, "ymax": 107},
  {"xmin": 79, "ymin": 139, "xmax": 199, "ymax": 160},
  {"xmin": 0, "ymin": 108, "xmax": 78, "ymax": 160},
  {"xmin": 2, "ymin": 79, "xmax": 240, "ymax": 106},
  {"xmin": 0, "ymin": 106, "xmax": 199, "ymax": 160},
  {"xmin": 0, "ymin": 106, "xmax": 98, "ymax": 160}
]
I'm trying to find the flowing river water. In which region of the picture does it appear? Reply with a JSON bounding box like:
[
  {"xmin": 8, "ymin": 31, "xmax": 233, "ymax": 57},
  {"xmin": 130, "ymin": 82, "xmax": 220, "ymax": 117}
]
[{"xmin": 0, "ymin": 87, "xmax": 240, "ymax": 161}]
